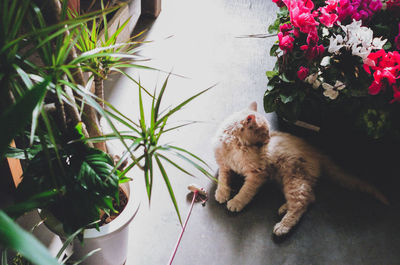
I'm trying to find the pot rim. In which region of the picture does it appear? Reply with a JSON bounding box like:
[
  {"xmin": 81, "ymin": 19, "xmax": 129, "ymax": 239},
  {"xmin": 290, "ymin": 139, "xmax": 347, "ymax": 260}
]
[
  {"xmin": 83, "ymin": 181, "xmax": 139, "ymax": 239},
  {"xmin": 39, "ymin": 181, "xmax": 139, "ymax": 239}
]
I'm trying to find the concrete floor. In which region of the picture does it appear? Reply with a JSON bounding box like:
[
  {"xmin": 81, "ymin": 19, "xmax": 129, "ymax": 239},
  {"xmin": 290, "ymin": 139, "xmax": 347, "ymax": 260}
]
[{"xmin": 103, "ymin": 0, "xmax": 400, "ymax": 264}]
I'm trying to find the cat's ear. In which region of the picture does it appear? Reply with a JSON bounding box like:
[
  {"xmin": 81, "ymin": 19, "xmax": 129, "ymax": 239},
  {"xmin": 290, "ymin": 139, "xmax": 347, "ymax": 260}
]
[{"xmin": 249, "ymin": 101, "xmax": 257, "ymax": 111}]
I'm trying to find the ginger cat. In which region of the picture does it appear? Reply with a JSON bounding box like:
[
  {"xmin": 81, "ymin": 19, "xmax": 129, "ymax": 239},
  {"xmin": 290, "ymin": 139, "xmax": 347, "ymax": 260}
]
[{"xmin": 213, "ymin": 102, "xmax": 388, "ymax": 236}]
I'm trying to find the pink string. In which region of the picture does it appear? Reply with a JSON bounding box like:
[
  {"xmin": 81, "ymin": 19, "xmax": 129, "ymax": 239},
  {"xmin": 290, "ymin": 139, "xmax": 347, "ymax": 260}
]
[{"xmin": 167, "ymin": 191, "xmax": 198, "ymax": 265}]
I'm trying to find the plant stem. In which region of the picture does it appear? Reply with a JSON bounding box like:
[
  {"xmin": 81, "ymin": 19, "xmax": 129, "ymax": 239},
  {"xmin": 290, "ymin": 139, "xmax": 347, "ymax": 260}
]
[
  {"xmin": 94, "ymin": 74, "xmax": 105, "ymax": 109},
  {"xmin": 48, "ymin": 0, "xmax": 106, "ymax": 152}
]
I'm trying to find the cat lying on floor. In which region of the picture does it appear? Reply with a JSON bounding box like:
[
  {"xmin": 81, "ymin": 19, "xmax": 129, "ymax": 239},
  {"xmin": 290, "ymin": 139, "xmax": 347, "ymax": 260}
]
[{"xmin": 213, "ymin": 102, "xmax": 388, "ymax": 236}]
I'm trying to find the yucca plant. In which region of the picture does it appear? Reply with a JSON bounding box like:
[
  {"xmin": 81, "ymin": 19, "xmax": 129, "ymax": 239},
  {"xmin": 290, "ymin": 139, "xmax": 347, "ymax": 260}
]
[
  {"xmin": 84, "ymin": 75, "xmax": 216, "ymax": 223},
  {"xmin": 74, "ymin": 0, "xmax": 150, "ymax": 110},
  {"xmin": 1, "ymin": 0, "xmax": 214, "ymax": 264}
]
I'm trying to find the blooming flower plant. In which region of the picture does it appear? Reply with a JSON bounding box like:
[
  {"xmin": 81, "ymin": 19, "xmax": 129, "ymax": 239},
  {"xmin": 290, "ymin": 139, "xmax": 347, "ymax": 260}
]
[{"xmin": 265, "ymin": 0, "xmax": 400, "ymax": 140}]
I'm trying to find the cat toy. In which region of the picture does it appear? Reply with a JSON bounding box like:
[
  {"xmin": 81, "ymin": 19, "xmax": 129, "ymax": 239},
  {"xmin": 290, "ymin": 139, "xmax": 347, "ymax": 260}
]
[{"xmin": 167, "ymin": 184, "xmax": 208, "ymax": 265}]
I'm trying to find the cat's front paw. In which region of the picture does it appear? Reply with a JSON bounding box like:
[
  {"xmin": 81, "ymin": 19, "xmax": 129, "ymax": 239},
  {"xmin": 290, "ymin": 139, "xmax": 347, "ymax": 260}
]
[
  {"xmin": 278, "ymin": 203, "xmax": 288, "ymax": 216},
  {"xmin": 215, "ymin": 187, "xmax": 230, "ymax": 204},
  {"xmin": 273, "ymin": 222, "xmax": 290, "ymax": 236},
  {"xmin": 227, "ymin": 198, "xmax": 245, "ymax": 212}
]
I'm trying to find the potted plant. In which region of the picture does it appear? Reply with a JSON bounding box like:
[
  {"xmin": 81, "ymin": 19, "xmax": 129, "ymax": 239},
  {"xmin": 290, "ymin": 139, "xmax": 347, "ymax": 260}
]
[
  {"xmin": 265, "ymin": 0, "xmax": 400, "ymax": 143},
  {"xmin": 0, "ymin": 1, "xmax": 214, "ymax": 264}
]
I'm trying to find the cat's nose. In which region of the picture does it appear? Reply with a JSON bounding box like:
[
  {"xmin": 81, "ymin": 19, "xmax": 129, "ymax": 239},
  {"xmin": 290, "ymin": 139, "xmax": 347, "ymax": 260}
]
[{"xmin": 247, "ymin": 114, "xmax": 255, "ymax": 123}]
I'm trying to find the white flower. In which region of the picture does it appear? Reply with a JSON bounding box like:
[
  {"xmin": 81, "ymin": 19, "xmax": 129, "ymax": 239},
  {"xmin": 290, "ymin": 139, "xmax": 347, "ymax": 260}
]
[
  {"xmin": 322, "ymin": 83, "xmax": 339, "ymax": 99},
  {"xmin": 334, "ymin": 80, "xmax": 346, "ymax": 90},
  {"xmin": 328, "ymin": 35, "xmax": 344, "ymax": 54},
  {"xmin": 322, "ymin": 80, "xmax": 346, "ymax": 99},
  {"xmin": 313, "ymin": 79, "xmax": 321, "ymax": 89},
  {"xmin": 305, "ymin": 73, "xmax": 322, "ymax": 88},
  {"xmin": 372, "ymin": 37, "xmax": 387, "ymax": 49},
  {"xmin": 322, "ymin": 27, "xmax": 329, "ymax": 37},
  {"xmin": 305, "ymin": 73, "xmax": 318, "ymax": 84},
  {"xmin": 328, "ymin": 19, "xmax": 387, "ymax": 59},
  {"xmin": 320, "ymin": 56, "xmax": 331, "ymax": 67}
]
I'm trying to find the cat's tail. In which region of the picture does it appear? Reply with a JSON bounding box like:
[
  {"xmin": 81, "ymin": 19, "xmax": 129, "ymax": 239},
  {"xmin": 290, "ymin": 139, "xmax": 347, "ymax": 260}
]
[{"xmin": 321, "ymin": 156, "xmax": 389, "ymax": 205}]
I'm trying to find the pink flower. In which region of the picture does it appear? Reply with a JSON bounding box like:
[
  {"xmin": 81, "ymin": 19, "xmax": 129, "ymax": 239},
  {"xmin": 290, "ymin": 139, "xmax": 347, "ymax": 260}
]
[
  {"xmin": 337, "ymin": 0, "xmax": 381, "ymax": 23},
  {"xmin": 283, "ymin": 0, "xmax": 319, "ymax": 34},
  {"xmin": 297, "ymin": 66, "xmax": 310, "ymax": 80},
  {"xmin": 317, "ymin": 0, "xmax": 339, "ymax": 27},
  {"xmin": 395, "ymin": 23, "xmax": 400, "ymax": 51},
  {"xmin": 280, "ymin": 23, "xmax": 293, "ymax": 34},
  {"xmin": 278, "ymin": 32, "xmax": 295, "ymax": 52},
  {"xmin": 319, "ymin": 8, "xmax": 338, "ymax": 27}
]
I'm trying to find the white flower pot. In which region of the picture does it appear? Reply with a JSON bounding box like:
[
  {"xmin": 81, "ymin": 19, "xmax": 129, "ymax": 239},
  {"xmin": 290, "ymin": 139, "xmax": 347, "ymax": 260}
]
[{"xmin": 40, "ymin": 181, "xmax": 138, "ymax": 265}]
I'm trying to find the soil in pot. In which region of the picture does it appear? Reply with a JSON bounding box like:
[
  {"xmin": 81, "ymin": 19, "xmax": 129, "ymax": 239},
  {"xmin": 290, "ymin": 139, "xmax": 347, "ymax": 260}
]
[{"xmin": 99, "ymin": 187, "xmax": 128, "ymax": 226}]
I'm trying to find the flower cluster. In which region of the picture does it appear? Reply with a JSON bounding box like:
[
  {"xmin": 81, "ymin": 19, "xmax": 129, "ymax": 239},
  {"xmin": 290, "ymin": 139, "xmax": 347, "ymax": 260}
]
[
  {"xmin": 266, "ymin": 0, "xmax": 400, "ymax": 140},
  {"xmin": 337, "ymin": 0, "xmax": 382, "ymax": 23},
  {"xmin": 328, "ymin": 20, "xmax": 387, "ymax": 60},
  {"xmin": 364, "ymin": 49, "xmax": 400, "ymax": 101}
]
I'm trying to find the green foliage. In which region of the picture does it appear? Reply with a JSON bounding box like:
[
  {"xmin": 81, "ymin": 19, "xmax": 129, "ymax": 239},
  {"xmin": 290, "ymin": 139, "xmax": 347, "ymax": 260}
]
[
  {"xmin": 74, "ymin": 0, "xmax": 148, "ymax": 81},
  {"xmin": 1, "ymin": 219, "xmax": 100, "ymax": 265},
  {"xmin": 85, "ymin": 75, "xmax": 215, "ymax": 224},
  {"xmin": 264, "ymin": 4, "xmax": 400, "ymax": 140},
  {"xmin": 0, "ymin": 78, "xmax": 50, "ymax": 158},
  {"xmin": 8, "ymin": 132, "xmax": 122, "ymax": 234},
  {"xmin": 0, "ymin": 211, "xmax": 59, "ymax": 265},
  {"xmin": 0, "ymin": 0, "xmax": 214, "ymax": 262}
]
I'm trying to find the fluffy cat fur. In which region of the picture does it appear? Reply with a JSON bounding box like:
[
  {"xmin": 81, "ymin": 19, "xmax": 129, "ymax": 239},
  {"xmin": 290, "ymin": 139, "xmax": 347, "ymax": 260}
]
[{"xmin": 213, "ymin": 102, "xmax": 388, "ymax": 236}]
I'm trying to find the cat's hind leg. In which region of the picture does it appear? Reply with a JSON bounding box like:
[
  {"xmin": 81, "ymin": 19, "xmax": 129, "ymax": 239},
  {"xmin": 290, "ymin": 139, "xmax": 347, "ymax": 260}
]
[
  {"xmin": 273, "ymin": 180, "xmax": 315, "ymax": 236},
  {"xmin": 215, "ymin": 166, "xmax": 232, "ymax": 203}
]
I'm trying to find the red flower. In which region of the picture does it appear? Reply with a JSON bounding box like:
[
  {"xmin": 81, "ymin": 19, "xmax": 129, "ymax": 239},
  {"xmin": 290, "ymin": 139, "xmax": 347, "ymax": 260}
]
[
  {"xmin": 278, "ymin": 32, "xmax": 295, "ymax": 52},
  {"xmin": 373, "ymin": 69, "xmax": 397, "ymax": 85},
  {"xmin": 364, "ymin": 50, "xmax": 400, "ymax": 101},
  {"xmin": 300, "ymin": 30, "xmax": 325, "ymax": 60},
  {"xmin": 395, "ymin": 23, "xmax": 400, "ymax": 51},
  {"xmin": 387, "ymin": 0, "xmax": 400, "ymax": 14},
  {"xmin": 390, "ymin": 86, "xmax": 400, "ymax": 103},
  {"xmin": 273, "ymin": 0, "xmax": 286, "ymax": 7},
  {"xmin": 368, "ymin": 81, "xmax": 382, "ymax": 95},
  {"xmin": 297, "ymin": 66, "xmax": 309, "ymax": 80}
]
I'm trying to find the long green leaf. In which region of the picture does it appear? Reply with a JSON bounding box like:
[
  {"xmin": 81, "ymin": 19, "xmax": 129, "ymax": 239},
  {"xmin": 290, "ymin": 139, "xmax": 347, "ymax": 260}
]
[
  {"xmin": 56, "ymin": 227, "xmax": 84, "ymax": 260},
  {"xmin": 144, "ymin": 153, "xmax": 152, "ymax": 201},
  {"xmin": 156, "ymin": 153, "xmax": 194, "ymax": 177},
  {"xmin": 138, "ymin": 80, "xmax": 147, "ymax": 135},
  {"xmin": 165, "ymin": 145, "xmax": 210, "ymax": 168},
  {"xmin": 172, "ymin": 152, "xmax": 216, "ymax": 182},
  {"xmin": 155, "ymin": 85, "xmax": 215, "ymax": 127},
  {"xmin": 0, "ymin": 211, "xmax": 60, "ymax": 265},
  {"xmin": 4, "ymin": 190, "xmax": 60, "ymax": 218},
  {"xmin": 0, "ymin": 77, "xmax": 50, "ymax": 158},
  {"xmin": 154, "ymin": 155, "xmax": 182, "ymax": 225},
  {"xmin": 1, "ymin": 250, "xmax": 8, "ymax": 265},
  {"xmin": 71, "ymin": 248, "xmax": 101, "ymax": 265},
  {"xmin": 154, "ymin": 74, "xmax": 170, "ymax": 123}
]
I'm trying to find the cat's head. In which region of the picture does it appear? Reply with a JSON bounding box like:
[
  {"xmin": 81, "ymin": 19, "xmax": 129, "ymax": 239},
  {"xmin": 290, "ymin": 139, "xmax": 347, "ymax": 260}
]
[{"xmin": 235, "ymin": 102, "xmax": 270, "ymax": 146}]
